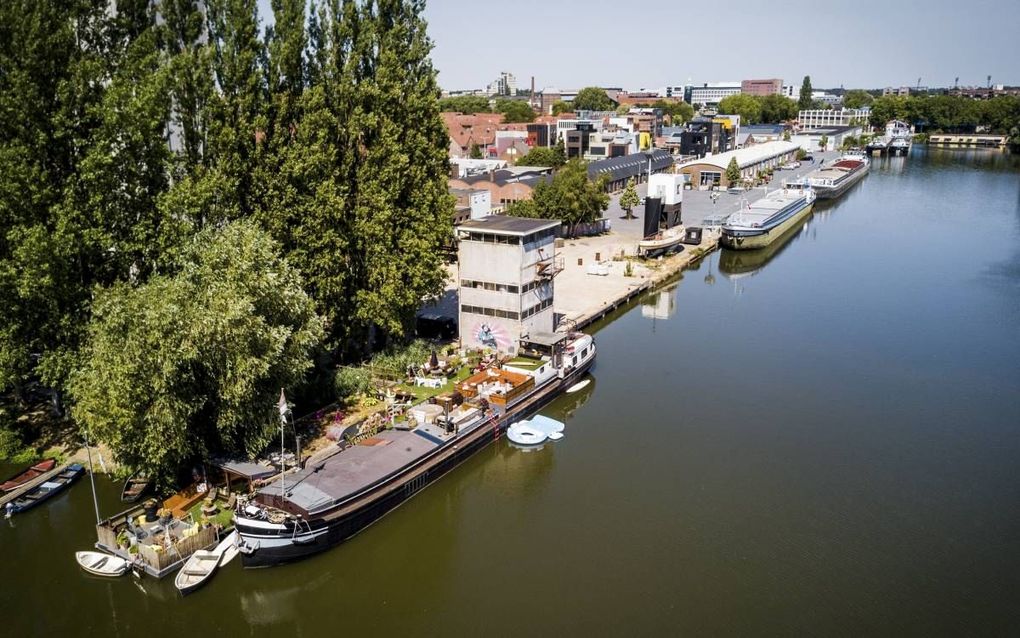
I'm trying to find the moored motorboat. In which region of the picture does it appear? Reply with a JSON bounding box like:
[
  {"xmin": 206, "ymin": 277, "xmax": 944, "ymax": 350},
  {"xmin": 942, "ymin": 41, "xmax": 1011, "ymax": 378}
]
[
  {"xmin": 235, "ymin": 331, "xmax": 596, "ymax": 568},
  {"xmin": 75, "ymin": 551, "xmax": 130, "ymax": 577},
  {"xmin": 4, "ymin": 464, "xmax": 84, "ymax": 517},
  {"xmin": 175, "ymin": 550, "xmax": 220, "ymax": 595},
  {"xmin": 721, "ymin": 188, "xmax": 816, "ymax": 251},
  {"xmin": 1, "ymin": 458, "xmax": 57, "ymax": 493}
]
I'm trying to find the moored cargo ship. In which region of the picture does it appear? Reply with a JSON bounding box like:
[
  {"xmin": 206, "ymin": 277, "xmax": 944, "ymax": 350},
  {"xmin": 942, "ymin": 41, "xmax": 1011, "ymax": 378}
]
[
  {"xmin": 721, "ymin": 188, "xmax": 816, "ymax": 251},
  {"xmin": 793, "ymin": 150, "xmax": 869, "ymax": 199},
  {"xmin": 235, "ymin": 331, "xmax": 595, "ymax": 567}
]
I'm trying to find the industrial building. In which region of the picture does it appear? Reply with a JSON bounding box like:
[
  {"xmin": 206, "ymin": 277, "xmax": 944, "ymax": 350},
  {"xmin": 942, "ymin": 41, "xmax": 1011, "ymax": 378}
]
[
  {"xmin": 456, "ymin": 216, "xmax": 561, "ymax": 352},
  {"xmin": 587, "ymin": 150, "xmax": 674, "ymax": 192},
  {"xmin": 688, "ymin": 82, "xmax": 742, "ymax": 106},
  {"xmin": 741, "ymin": 79, "xmax": 784, "ymax": 96},
  {"xmin": 676, "ymin": 141, "xmax": 799, "ymax": 188},
  {"xmin": 798, "ymin": 108, "xmax": 869, "ymax": 129}
]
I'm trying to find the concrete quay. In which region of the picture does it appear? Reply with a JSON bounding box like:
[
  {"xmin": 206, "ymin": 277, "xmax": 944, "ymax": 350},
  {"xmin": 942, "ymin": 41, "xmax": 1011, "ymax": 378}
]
[{"xmin": 433, "ymin": 151, "xmax": 840, "ymax": 333}]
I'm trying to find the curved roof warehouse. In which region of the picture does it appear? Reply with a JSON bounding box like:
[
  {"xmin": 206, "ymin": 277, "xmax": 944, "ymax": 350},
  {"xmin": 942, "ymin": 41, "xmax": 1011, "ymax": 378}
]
[{"xmin": 677, "ymin": 141, "xmax": 799, "ymax": 188}]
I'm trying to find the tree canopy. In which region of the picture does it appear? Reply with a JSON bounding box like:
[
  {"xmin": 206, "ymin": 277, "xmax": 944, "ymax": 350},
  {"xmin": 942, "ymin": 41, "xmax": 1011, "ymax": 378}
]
[
  {"xmin": 495, "ymin": 99, "xmax": 536, "ymax": 123},
  {"xmin": 619, "ymin": 179, "xmax": 640, "ymax": 219},
  {"xmin": 551, "ymin": 100, "xmax": 573, "ymax": 115},
  {"xmin": 842, "ymin": 89, "xmax": 875, "ymax": 109},
  {"xmin": 517, "ymin": 145, "xmax": 566, "ymax": 167},
  {"xmin": 799, "ymin": 76, "xmax": 814, "ymax": 109},
  {"xmin": 868, "ymin": 94, "xmax": 1020, "ymax": 133},
  {"xmin": 571, "ymin": 87, "xmax": 615, "ymax": 112},
  {"xmin": 1, "ymin": 0, "xmax": 455, "ymax": 471},
  {"xmin": 70, "ymin": 221, "xmax": 324, "ymax": 485},
  {"xmin": 717, "ymin": 94, "xmax": 797, "ymax": 124},
  {"xmin": 507, "ymin": 160, "xmax": 609, "ymax": 233},
  {"xmin": 725, "ymin": 158, "xmax": 741, "ymax": 183},
  {"xmin": 438, "ymin": 95, "xmax": 491, "ymax": 113}
]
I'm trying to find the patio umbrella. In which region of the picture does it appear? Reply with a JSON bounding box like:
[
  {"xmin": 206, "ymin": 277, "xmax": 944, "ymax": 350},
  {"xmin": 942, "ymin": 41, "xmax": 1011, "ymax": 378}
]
[{"xmin": 429, "ymin": 349, "xmax": 439, "ymax": 369}]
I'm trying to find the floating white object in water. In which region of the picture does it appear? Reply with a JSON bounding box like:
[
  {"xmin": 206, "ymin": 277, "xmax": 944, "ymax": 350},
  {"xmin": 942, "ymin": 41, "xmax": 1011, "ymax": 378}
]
[
  {"xmin": 548, "ymin": 431, "xmax": 564, "ymax": 441},
  {"xmin": 566, "ymin": 379, "xmax": 590, "ymax": 394},
  {"xmin": 507, "ymin": 424, "xmax": 547, "ymax": 446}
]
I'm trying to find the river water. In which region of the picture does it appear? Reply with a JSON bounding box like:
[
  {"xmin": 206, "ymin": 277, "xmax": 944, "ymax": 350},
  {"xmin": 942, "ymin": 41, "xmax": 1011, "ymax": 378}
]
[{"xmin": 2, "ymin": 148, "xmax": 1019, "ymax": 635}]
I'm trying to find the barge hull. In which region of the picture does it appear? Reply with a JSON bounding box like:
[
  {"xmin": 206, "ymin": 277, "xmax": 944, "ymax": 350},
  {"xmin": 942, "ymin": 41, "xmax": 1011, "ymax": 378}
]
[{"xmin": 238, "ymin": 359, "xmax": 594, "ymax": 568}]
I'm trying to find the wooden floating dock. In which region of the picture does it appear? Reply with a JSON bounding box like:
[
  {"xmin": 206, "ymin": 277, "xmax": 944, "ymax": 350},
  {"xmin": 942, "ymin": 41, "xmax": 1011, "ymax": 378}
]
[{"xmin": 0, "ymin": 463, "xmax": 72, "ymax": 508}]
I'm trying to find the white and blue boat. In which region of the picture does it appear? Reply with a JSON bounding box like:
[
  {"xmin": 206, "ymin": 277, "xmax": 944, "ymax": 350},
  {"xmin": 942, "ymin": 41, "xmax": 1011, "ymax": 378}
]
[{"xmin": 721, "ymin": 188, "xmax": 816, "ymax": 250}]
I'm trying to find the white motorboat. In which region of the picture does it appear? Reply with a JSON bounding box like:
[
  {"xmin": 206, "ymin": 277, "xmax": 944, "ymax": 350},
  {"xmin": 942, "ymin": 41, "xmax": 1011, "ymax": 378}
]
[
  {"xmin": 175, "ymin": 550, "xmax": 220, "ymax": 595},
  {"xmin": 75, "ymin": 551, "xmax": 129, "ymax": 577}
]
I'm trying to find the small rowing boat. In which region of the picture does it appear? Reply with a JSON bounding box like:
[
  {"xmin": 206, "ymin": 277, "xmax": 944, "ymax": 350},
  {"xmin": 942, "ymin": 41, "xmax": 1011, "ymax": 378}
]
[
  {"xmin": 4, "ymin": 464, "xmax": 84, "ymax": 517},
  {"xmin": 76, "ymin": 551, "xmax": 129, "ymax": 577},
  {"xmin": 215, "ymin": 530, "xmax": 239, "ymax": 567},
  {"xmin": 1, "ymin": 458, "xmax": 57, "ymax": 492},
  {"xmin": 175, "ymin": 550, "xmax": 220, "ymax": 595},
  {"xmin": 120, "ymin": 470, "xmax": 151, "ymax": 503}
]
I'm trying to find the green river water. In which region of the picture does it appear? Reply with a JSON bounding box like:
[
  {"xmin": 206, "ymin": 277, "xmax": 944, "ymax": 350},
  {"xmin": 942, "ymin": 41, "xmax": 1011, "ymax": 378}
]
[{"xmin": 2, "ymin": 147, "xmax": 1019, "ymax": 636}]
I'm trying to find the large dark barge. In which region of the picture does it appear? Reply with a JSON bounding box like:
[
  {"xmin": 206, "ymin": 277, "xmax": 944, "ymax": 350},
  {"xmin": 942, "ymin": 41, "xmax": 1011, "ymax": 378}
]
[{"xmin": 235, "ymin": 331, "xmax": 595, "ymax": 567}]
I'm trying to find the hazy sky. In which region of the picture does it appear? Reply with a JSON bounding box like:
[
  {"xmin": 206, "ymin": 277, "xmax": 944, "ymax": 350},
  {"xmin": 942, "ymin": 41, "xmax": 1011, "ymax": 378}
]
[{"xmin": 257, "ymin": 0, "xmax": 1018, "ymax": 91}]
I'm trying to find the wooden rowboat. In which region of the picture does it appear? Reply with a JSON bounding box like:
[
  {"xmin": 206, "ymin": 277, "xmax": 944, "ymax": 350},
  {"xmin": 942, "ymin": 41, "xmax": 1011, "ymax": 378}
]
[
  {"xmin": 1, "ymin": 458, "xmax": 57, "ymax": 492},
  {"xmin": 216, "ymin": 530, "xmax": 240, "ymax": 567},
  {"xmin": 175, "ymin": 550, "xmax": 220, "ymax": 595},
  {"xmin": 4, "ymin": 464, "xmax": 84, "ymax": 517},
  {"xmin": 120, "ymin": 470, "xmax": 152, "ymax": 503},
  {"xmin": 75, "ymin": 551, "xmax": 129, "ymax": 577}
]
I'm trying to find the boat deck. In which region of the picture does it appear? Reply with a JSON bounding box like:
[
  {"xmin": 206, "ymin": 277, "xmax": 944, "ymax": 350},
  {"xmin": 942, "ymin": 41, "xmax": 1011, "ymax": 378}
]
[{"xmin": 263, "ymin": 429, "xmax": 445, "ymax": 514}]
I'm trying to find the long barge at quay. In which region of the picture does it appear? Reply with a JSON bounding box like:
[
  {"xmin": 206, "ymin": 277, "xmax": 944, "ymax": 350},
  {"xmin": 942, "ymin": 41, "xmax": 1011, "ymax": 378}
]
[
  {"xmin": 792, "ymin": 150, "xmax": 870, "ymax": 199},
  {"xmin": 235, "ymin": 331, "xmax": 596, "ymax": 567},
  {"xmin": 721, "ymin": 187, "xmax": 816, "ymax": 251}
]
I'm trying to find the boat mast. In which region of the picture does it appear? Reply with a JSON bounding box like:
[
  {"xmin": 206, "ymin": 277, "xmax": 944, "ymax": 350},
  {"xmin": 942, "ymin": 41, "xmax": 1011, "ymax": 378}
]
[
  {"xmin": 83, "ymin": 431, "xmax": 101, "ymax": 525},
  {"xmin": 278, "ymin": 389, "xmax": 288, "ymax": 497}
]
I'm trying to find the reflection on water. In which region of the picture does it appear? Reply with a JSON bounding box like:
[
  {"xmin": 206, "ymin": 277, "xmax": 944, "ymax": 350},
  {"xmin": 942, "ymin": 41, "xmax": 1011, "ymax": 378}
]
[
  {"xmin": 641, "ymin": 284, "xmax": 678, "ymax": 320},
  {"xmin": 718, "ymin": 214, "xmax": 811, "ymax": 280}
]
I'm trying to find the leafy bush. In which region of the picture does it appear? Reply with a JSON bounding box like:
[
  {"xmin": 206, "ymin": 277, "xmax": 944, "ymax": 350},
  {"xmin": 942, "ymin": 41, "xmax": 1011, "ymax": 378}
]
[
  {"xmin": 334, "ymin": 367, "xmax": 372, "ymax": 401},
  {"xmin": 0, "ymin": 409, "xmax": 35, "ymax": 463},
  {"xmin": 370, "ymin": 340, "xmax": 434, "ymax": 378}
]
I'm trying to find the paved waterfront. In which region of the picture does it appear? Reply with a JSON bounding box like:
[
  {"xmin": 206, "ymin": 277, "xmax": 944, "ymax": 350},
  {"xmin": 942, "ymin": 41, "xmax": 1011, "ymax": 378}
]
[{"xmin": 435, "ymin": 151, "xmax": 842, "ymax": 328}]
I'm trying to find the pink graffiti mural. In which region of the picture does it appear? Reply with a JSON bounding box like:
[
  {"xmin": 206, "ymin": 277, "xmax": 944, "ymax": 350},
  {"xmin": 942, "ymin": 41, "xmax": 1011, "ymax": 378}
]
[{"xmin": 473, "ymin": 321, "xmax": 511, "ymax": 350}]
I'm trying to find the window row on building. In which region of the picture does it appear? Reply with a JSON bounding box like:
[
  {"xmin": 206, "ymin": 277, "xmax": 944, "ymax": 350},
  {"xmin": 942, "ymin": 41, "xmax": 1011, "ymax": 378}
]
[
  {"xmin": 461, "ymin": 304, "xmax": 521, "ymax": 320},
  {"xmin": 461, "ymin": 279, "xmax": 520, "ymax": 294},
  {"xmin": 522, "ymin": 297, "xmax": 553, "ymax": 319}
]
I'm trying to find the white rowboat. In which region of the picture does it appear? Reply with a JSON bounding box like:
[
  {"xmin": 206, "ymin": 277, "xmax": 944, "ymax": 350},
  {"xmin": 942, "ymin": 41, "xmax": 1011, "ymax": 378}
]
[
  {"xmin": 174, "ymin": 550, "xmax": 220, "ymax": 595},
  {"xmin": 215, "ymin": 530, "xmax": 239, "ymax": 567},
  {"xmin": 75, "ymin": 551, "xmax": 129, "ymax": 577}
]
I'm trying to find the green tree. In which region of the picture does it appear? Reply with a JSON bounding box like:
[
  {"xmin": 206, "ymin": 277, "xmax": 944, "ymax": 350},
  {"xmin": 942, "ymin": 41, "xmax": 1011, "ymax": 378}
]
[
  {"xmin": 842, "ymin": 89, "xmax": 874, "ymax": 109},
  {"xmin": 551, "ymin": 100, "xmax": 573, "ymax": 115},
  {"xmin": 572, "ymin": 87, "xmax": 614, "ymax": 112},
  {"xmin": 718, "ymin": 94, "xmax": 762, "ymax": 124},
  {"xmin": 437, "ymin": 95, "xmax": 491, "ymax": 113},
  {"xmin": 469, "ymin": 142, "xmax": 483, "ymax": 159},
  {"xmin": 69, "ymin": 221, "xmax": 323, "ymax": 485},
  {"xmin": 725, "ymin": 157, "xmax": 741, "ymax": 184},
  {"xmin": 517, "ymin": 145, "xmax": 565, "ymax": 167},
  {"xmin": 819, "ymin": 134, "xmax": 829, "ymax": 151},
  {"xmin": 619, "ymin": 179, "xmax": 640, "ymax": 219},
  {"xmin": 759, "ymin": 94, "xmax": 799, "ymax": 123},
  {"xmin": 799, "ymin": 76, "xmax": 814, "ymax": 109},
  {"xmin": 495, "ymin": 99, "xmax": 535, "ymax": 123},
  {"xmin": 507, "ymin": 159, "xmax": 608, "ymax": 235}
]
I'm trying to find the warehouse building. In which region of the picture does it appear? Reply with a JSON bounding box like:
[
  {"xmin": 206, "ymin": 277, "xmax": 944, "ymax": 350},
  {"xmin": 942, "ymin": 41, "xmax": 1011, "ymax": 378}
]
[{"xmin": 676, "ymin": 141, "xmax": 799, "ymax": 188}]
